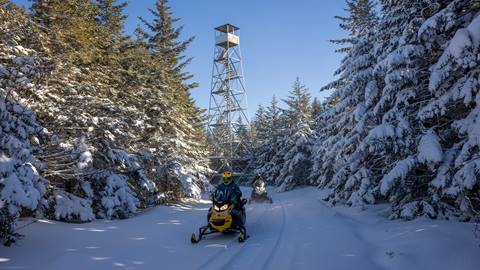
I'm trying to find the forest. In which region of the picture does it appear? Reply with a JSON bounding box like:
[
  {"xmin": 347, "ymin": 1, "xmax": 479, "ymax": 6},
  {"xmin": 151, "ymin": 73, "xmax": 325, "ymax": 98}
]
[{"xmin": 1, "ymin": 0, "xmax": 479, "ymax": 249}]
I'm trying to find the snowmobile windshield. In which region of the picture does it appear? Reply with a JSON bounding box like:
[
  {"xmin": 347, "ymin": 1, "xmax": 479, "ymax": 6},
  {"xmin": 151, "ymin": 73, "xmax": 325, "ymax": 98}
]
[
  {"xmin": 255, "ymin": 179, "xmax": 265, "ymax": 186},
  {"xmin": 213, "ymin": 189, "xmax": 232, "ymax": 203}
]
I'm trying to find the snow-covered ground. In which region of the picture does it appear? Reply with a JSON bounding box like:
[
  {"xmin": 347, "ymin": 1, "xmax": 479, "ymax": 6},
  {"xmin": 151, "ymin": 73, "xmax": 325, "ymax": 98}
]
[{"xmin": 1, "ymin": 187, "xmax": 479, "ymax": 270}]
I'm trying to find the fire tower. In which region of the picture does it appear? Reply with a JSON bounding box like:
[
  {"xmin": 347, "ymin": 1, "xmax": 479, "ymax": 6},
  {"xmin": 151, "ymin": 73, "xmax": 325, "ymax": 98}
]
[{"xmin": 207, "ymin": 24, "xmax": 250, "ymax": 175}]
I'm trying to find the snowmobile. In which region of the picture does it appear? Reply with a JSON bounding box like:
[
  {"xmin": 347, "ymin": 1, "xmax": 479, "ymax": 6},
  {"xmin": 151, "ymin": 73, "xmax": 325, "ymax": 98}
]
[
  {"xmin": 191, "ymin": 193, "xmax": 248, "ymax": 243},
  {"xmin": 249, "ymin": 180, "xmax": 273, "ymax": 204}
]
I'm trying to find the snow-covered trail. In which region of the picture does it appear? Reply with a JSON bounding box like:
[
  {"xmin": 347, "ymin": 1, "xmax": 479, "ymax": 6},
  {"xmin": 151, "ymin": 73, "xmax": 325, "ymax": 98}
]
[{"xmin": 1, "ymin": 187, "xmax": 479, "ymax": 270}]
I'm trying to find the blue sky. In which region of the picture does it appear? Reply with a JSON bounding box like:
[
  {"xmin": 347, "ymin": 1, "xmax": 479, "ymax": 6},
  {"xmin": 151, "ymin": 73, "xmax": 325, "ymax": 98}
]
[{"xmin": 13, "ymin": 0, "xmax": 347, "ymax": 118}]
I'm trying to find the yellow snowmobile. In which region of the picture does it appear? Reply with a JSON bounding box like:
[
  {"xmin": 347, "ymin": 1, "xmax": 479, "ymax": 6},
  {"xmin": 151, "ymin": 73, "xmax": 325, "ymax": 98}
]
[{"xmin": 191, "ymin": 195, "xmax": 247, "ymax": 243}]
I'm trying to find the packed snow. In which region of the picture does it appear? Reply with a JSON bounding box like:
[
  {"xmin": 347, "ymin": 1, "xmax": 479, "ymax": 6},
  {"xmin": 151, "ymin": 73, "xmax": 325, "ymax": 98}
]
[{"xmin": 1, "ymin": 187, "xmax": 478, "ymax": 270}]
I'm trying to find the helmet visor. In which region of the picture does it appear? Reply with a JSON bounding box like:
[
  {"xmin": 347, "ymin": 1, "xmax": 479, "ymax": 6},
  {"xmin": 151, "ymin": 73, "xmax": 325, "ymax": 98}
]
[{"xmin": 222, "ymin": 171, "xmax": 232, "ymax": 178}]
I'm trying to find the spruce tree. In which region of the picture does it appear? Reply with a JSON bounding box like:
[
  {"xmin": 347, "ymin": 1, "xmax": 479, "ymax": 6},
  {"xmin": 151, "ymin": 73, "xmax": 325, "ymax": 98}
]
[
  {"xmin": 253, "ymin": 105, "xmax": 269, "ymax": 146},
  {"xmin": 273, "ymin": 78, "xmax": 313, "ymax": 191},
  {"xmin": 310, "ymin": 97, "xmax": 324, "ymax": 131},
  {"xmin": 311, "ymin": 0, "xmax": 378, "ymax": 204},
  {"xmin": 139, "ymin": 0, "xmax": 194, "ymax": 83},
  {"xmin": 96, "ymin": 0, "xmax": 128, "ymax": 42},
  {"xmin": 139, "ymin": 0, "xmax": 209, "ymax": 198},
  {"xmin": 0, "ymin": 1, "xmax": 49, "ymax": 245},
  {"xmin": 0, "ymin": 0, "xmax": 212, "ymax": 243},
  {"xmin": 249, "ymin": 96, "xmax": 286, "ymax": 184},
  {"xmin": 367, "ymin": 0, "xmax": 444, "ymax": 219},
  {"xmin": 31, "ymin": 0, "xmax": 101, "ymax": 65},
  {"xmin": 266, "ymin": 95, "xmax": 285, "ymax": 137},
  {"xmin": 95, "ymin": 0, "xmax": 129, "ymax": 66},
  {"xmin": 416, "ymin": 0, "xmax": 480, "ymax": 220},
  {"xmin": 311, "ymin": 98, "xmax": 323, "ymax": 121},
  {"xmin": 282, "ymin": 77, "xmax": 312, "ymax": 128}
]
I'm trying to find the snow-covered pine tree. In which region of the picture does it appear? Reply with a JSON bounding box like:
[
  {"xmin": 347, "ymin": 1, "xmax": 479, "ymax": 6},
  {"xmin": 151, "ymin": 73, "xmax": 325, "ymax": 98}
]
[
  {"xmin": 274, "ymin": 78, "xmax": 313, "ymax": 191},
  {"xmin": 318, "ymin": 0, "xmax": 477, "ymax": 220},
  {"xmin": 310, "ymin": 0, "xmax": 378, "ymax": 205},
  {"xmin": 139, "ymin": 0, "xmax": 210, "ymax": 199},
  {"xmin": 28, "ymin": 0, "xmax": 148, "ymax": 219},
  {"xmin": 310, "ymin": 97, "xmax": 323, "ymax": 130},
  {"xmin": 235, "ymin": 117, "xmax": 252, "ymax": 156},
  {"xmin": 417, "ymin": 0, "xmax": 480, "ymax": 220},
  {"xmin": 266, "ymin": 95, "xmax": 285, "ymax": 136},
  {"xmin": 0, "ymin": 1, "xmax": 49, "ymax": 244},
  {"xmin": 368, "ymin": 0, "xmax": 449, "ymax": 219},
  {"xmin": 249, "ymin": 96, "xmax": 286, "ymax": 185},
  {"xmin": 253, "ymin": 133, "xmax": 286, "ymax": 186},
  {"xmin": 28, "ymin": 0, "xmax": 206, "ymax": 218},
  {"xmin": 253, "ymin": 105, "xmax": 269, "ymax": 146},
  {"xmin": 276, "ymin": 123, "xmax": 313, "ymax": 192},
  {"xmin": 282, "ymin": 77, "xmax": 312, "ymax": 129},
  {"xmin": 139, "ymin": 0, "xmax": 194, "ymax": 83},
  {"xmin": 2, "ymin": 0, "xmax": 210, "ymax": 244}
]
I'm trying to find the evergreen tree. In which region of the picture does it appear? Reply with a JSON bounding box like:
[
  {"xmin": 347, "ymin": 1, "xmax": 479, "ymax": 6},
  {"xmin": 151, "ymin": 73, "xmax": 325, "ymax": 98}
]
[
  {"xmin": 119, "ymin": 24, "xmax": 152, "ymax": 88},
  {"xmin": 251, "ymin": 78, "xmax": 314, "ymax": 190},
  {"xmin": 253, "ymin": 105, "xmax": 269, "ymax": 146},
  {"xmin": 139, "ymin": 0, "xmax": 194, "ymax": 83},
  {"xmin": 235, "ymin": 116, "xmax": 252, "ymax": 158},
  {"xmin": 311, "ymin": 98, "xmax": 323, "ymax": 120},
  {"xmin": 313, "ymin": 0, "xmax": 480, "ymax": 220},
  {"xmin": 0, "ymin": 0, "xmax": 212, "ymax": 245},
  {"xmin": 416, "ymin": 0, "xmax": 480, "ymax": 219},
  {"xmin": 139, "ymin": 0, "xmax": 209, "ymax": 198},
  {"xmin": 248, "ymin": 97, "xmax": 286, "ymax": 185},
  {"xmin": 276, "ymin": 123, "xmax": 313, "ymax": 191},
  {"xmin": 310, "ymin": 0, "xmax": 378, "ymax": 204},
  {"xmin": 266, "ymin": 95, "xmax": 285, "ymax": 137},
  {"xmin": 96, "ymin": 0, "xmax": 128, "ymax": 42},
  {"xmin": 272, "ymin": 78, "xmax": 314, "ymax": 191},
  {"xmin": 31, "ymin": 0, "xmax": 101, "ymax": 65},
  {"xmin": 282, "ymin": 77, "xmax": 312, "ymax": 128},
  {"xmin": 310, "ymin": 97, "xmax": 323, "ymax": 130},
  {"xmin": 0, "ymin": 1, "xmax": 49, "ymax": 245},
  {"xmin": 95, "ymin": 0, "xmax": 129, "ymax": 66},
  {"xmin": 366, "ymin": 0, "xmax": 444, "ymax": 219},
  {"xmin": 253, "ymin": 134, "xmax": 287, "ymax": 185}
]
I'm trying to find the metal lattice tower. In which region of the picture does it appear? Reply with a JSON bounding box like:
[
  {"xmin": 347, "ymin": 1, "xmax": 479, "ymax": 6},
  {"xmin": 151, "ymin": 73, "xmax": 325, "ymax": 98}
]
[{"xmin": 207, "ymin": 24, "xmax": 250, "ymax": 174}]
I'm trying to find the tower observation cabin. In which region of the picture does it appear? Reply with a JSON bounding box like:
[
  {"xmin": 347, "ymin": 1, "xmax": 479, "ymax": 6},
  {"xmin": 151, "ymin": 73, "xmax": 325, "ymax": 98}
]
[{"xmin": 214, "ymin": 24, "xmax": 240, "ymax": 48}]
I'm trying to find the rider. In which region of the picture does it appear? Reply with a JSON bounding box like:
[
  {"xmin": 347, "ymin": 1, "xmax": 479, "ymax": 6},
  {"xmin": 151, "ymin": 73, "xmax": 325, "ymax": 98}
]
[
  {"xmin": 253, "ymin": 174, "xmax": 266, "ymax": 190},
  {"xmin": 214, "ymin": 170, "xmax": 244, "ymax": 226},
  {"xmin": 215, "ymin": 171, "xmax": 242, "ymax": 207}
]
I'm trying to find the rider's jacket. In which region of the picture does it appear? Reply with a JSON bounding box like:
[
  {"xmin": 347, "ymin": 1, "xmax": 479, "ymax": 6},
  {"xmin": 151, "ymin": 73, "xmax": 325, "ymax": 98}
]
[{"xmin": 214, "ymin": 182, "xmax": 242, "ymax": 206}]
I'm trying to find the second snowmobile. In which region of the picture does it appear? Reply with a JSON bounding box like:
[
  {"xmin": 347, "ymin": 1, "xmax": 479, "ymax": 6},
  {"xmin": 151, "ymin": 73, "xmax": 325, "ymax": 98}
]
[{"xmin": 249, "ymin": 176, "xmax": 273, "ymax": 204}]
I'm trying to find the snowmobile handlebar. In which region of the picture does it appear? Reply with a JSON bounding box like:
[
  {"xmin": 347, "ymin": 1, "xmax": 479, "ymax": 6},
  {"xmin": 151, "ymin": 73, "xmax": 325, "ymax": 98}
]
[{"xmin": 240, "ymin": 198, "xmax": 247, "ymax": 206}]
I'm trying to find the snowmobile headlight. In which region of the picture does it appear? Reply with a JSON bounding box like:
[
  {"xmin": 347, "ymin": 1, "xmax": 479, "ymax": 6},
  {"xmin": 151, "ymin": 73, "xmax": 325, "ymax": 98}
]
[
  {"xmin": 220, "ymin": 204, "xmax": 228, "ymax": 211},
  {"xmin": 214, "ymin": 205, "xmax": 220, "ymax": 211}
]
